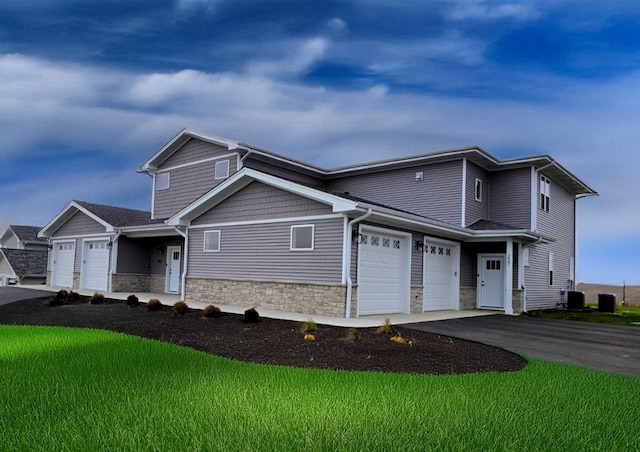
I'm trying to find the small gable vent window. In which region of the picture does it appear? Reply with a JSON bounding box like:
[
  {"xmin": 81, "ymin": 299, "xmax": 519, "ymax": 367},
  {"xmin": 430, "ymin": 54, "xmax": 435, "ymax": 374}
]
[
  {"xmin": 156, "ymin": 173, "xmax": 170, "ymax": 191},
  {"xmin": 474, "ymin": 178, "xmax": 482, "ymax": 202},
  {"xmin": 204, "ymin": 230, "xmax": 221, "ymax": 252},
  {"xmin": 291, "ymin": 225, "xmax": 314, "ymax": 251},
  {"xmin": 215, "ymin": 160, "xmax": 230, "ymax": 180},
  {"xmin": 540, "ymin": 175, "xmax": 550, "ymax": 212}
]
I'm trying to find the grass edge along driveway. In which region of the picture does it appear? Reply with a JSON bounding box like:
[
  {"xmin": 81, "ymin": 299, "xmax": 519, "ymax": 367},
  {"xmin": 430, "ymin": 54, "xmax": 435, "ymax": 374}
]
[{"xmin": 1, "ymin": 325, "xmax": 639, "ymax": 451}]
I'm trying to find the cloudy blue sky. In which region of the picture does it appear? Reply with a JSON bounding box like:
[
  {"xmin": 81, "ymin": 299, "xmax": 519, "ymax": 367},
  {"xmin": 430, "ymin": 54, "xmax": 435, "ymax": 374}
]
[{"xmin": 0, "ymin": 0, "xmax": 638, "ymax": 284}]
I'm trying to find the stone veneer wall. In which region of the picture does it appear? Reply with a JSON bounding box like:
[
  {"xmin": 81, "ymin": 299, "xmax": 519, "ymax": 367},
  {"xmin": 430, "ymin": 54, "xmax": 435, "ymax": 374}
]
[
  {"xmin": 512, "ymin": 289, "xmax": 524, "ymax": 314},
  {"xmin": 150, "ymin": 275, "xmax": 166, "ymax": 294},
  {"xmin": 459, "ymin": 287, "xmax": 477, "ymax": 310},
  {"xmin": 72, "ymin": 272, "xmax": 80, "ymax": 290},
  {"xmin": 112, "ymin": 274, "xmax": 150, "ymax": 293},
  {"xmin": 187, "ymin": 278, "xmax": 347, "ymax": 317},
  {"xmin": 410, "ymin": 286, "xmax": 424, "ymax": 314}
]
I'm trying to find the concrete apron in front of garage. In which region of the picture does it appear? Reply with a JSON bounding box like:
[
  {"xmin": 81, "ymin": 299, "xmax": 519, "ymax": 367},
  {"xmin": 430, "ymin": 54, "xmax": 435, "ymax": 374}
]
[{"xmin": 22, "ymin": 285, "xmax": 499, "ymax": 328}]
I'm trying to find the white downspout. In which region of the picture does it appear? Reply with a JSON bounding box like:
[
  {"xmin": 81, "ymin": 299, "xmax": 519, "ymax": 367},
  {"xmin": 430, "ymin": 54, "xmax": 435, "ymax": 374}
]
[
  {"xmin": 521, "ymin": 236, "xmax": 544, "ymax": 313},
  {"xmin": 174, "ymin": 227, "xmax": 188, "ymax": 300},
  {"xmin": 344, "ymin": 209, "xmax": 373, "ymax": 318},
  {"xmin": 108, "ymin": 229, "xmax": 122, "ymax": 293}
]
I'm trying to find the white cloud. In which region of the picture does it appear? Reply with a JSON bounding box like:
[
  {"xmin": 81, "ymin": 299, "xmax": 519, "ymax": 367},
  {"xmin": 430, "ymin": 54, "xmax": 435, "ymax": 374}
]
[
  {"xmin": 246, "ymin": 37, "xmax": 329, "ymax": 77},
  {"xmin": 327, "ymin": 17, "xmax": 347, "ymax": 32},
  {"xmin": 446, "ymin": 0, "xmax": 541, "ymax": 22}
]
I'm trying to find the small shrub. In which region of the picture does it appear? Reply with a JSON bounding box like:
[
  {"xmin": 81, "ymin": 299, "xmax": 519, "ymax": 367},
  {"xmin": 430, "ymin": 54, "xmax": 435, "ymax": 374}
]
[
  {"xmin": 243, "ymin": 308, "xmax": 260, "ymax": 323},
  {"xmin": 345, "ymin": 328, "xmax": 361, "ymax": 342},
  {"xmin": 376, "ymin": 317, "xmax": 393, "ymax": 335},
  {"xmin": 147, "ymin": 298, "xmax": 162, "ymax": 311},
  {"xmin": 89, "ymin": 292, "xmax": 105, "ymax": 304},
  {"xmin": 126, "ymin": 294, "xmax": 139, "ymax": 307},
  {"xmin": 55, "ymin": 289, "xmax": 69, "ymax": 301},
  {"xmin": 202, "ymin": 304, "xmax": 222, "ymax": 318},
  {"xmin": 303, "ymin": 333, "xmax": 316, "ymax": 341},
  {"xmin": 67, "ymin": 291, "xmax": 81, "ymax": 303},
  {"xmin": 300, "ymin": 319, "xmax": 317, "ymax": 333},
  {"xmin": 172, "ymin": 301, "xmax": 189, "ymax": 316},
  {"xmin": 390, "ymin": 332, "xmax": 406, "ymax": 344},
  {"xmin": 47, "ymin": 295, "xmax": 65, "ymax": 307}
]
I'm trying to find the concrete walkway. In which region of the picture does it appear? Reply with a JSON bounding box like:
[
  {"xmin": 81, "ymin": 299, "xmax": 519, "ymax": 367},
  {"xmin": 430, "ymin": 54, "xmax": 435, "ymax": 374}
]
[{"xmin": 12, "ymin": 285, "xmax": 497, "ymax": 327}]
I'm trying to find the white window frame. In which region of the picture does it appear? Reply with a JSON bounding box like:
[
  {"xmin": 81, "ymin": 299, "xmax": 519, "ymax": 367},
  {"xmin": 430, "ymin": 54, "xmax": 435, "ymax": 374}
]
[
  {"xmin": 290, "ymin": 224, "xmax": 314, "ymax": 251},
  {"xmin": 474, "ymin": 178, "xmax": 482, "ymax": 202},
  {"xmin": 203, "ymin": 230, "xmax": 221, "ymax": 252},
  {"xmin": 548, "ymin": 251, "xmax": 554, "ymax": 286},
  {"xmin": 156, "ymin": 172, "xmax": 170, "ymax": 191},
  {"xmin": 540, "ymin": 175, "xmax": 550, "ymax": 212},
  {"xmin": 215, "ymin": 160, "xmax": 230, "ymax": 180}
]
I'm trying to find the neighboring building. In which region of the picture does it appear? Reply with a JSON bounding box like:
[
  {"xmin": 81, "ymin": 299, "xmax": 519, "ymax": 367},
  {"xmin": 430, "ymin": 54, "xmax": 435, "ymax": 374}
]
[
  {"xmin": 38, "ymin": 129, "xmax": 597, "ymax": 317},
  {"xmin": 0, "ymin": 225, "xmax": 48, "ymax": 286}
]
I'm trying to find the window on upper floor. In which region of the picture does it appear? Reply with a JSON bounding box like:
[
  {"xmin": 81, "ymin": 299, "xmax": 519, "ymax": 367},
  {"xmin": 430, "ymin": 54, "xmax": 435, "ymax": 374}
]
[
  {"xmin": 204, "ymin": 230, "xmax": 221, "ymax": 252},
  {"xmin": 291, "ymin": 225, "xmax": 314, "ymax": 251},
  {"xmin": 540, "ymin": 175, "xmax": 550, "ymax": 212},
  {"xmin": 215, "ymin": 160, "xmax": 230, "ymax": 180},
  {"xmin": 474, "ymin": 178, "xmax": 482, "ymax": 202},
  {"xmin": 156, "ymin": 172, "xmax": 170, "ymax": 190}
]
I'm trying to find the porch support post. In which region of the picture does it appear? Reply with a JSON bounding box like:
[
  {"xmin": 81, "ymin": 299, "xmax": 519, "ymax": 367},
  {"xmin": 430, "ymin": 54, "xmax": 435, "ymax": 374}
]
[{"xmin": 505, "ymin": 239, "xmax": 513, "ymax": 315}]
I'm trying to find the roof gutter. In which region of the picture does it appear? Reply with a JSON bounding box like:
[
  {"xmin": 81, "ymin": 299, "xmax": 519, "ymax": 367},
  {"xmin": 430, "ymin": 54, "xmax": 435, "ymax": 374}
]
[{"xmin": 344, "ymin": 209, "xmax": 373, "ymax": 318}]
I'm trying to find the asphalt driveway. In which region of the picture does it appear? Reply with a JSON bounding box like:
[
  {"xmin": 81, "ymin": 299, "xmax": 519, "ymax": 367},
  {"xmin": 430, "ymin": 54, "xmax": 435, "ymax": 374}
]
[
  {"xmin": 406, "ymin": 315, "xmax": 640, "ymax": 377},
  {"xmin": 0, "ymin": 287, "xmax": 51, "ymax": 306}
]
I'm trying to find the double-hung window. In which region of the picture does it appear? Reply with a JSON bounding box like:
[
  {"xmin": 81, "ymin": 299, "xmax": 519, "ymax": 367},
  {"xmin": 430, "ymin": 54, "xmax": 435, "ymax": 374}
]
[
  {"xmin": 540, "ymin": 175, "xmax": 550, "ymax": 212},
  {"xmin": 215, "ymin": 160, "xmax": 230, "ymax": 180},
  {"xmin": 204, "ymin": 230, "xmax": 221, "ymax": 252},
  {"xmin": 290, "ymin": 225, "xmax": 314, "ymax": 251}
]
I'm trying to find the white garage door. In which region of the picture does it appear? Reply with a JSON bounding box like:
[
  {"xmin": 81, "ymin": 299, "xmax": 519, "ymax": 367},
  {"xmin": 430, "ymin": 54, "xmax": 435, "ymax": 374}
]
[
  {"xmin": 82, "ymin": 240, "xmax": 110, "ymax": 291},
  {"xmin": 52, "ymin": 241, "xmax": 75, "ymax": 287},
  {"xmin": 358, "ymin": 228, "xmax": 409, "ymax": 315},
  {"xmin": 423, "ymin": 239, "xmax": 458, "ymax": 311}
]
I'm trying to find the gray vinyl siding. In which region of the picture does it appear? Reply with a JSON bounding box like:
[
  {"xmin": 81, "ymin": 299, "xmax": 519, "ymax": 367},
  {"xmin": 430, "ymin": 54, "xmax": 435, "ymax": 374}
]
[
  {"xmin": 192, "ymin": 182, "xmax": 332, "ymax": 225},
  {"xmin": 460, "ymin": 242, "xmax": 519, "ymax": 289},
  {"xmin": 188, "ymin": 217, "xmax": 344, "ymax": 284},
  {"xmin": 327, "ymin": 160, "xmax": 464, "ymax": 225},
  {"xmin": 53, "ymin": 212, "xmax": 107, "ymax": 237},
  {"xmin": 489, "ymin": 168, "xmax": 531, "ymax": 228},
  {"xmin": 162, "ymin": 138, "xmax": 233, "ymax": 168},
  {"xmin": 243, "ymin": 158, "xmax": 325, "ymax": 188},
  {"xmin": 525, "ymin": 174, "xmax": 576, "ymax": 310},
  {"xmin": 151, "ymin": 239, "xmax": 184, "ymax": 275},
  {"xmin": 154, "ymin": 143, "xmax": 239, "ymax": 219},
  {"xmin": 116, "ymin": 236, "xmax": 151, "ymax": 274},
  {"xmin": 465, "ymin": 162, "xmax": 489, "ymax": 226}
]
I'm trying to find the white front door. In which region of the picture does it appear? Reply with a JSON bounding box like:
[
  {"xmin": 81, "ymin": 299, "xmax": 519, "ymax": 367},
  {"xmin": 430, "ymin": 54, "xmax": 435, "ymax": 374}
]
[
  {"xmin": 423, "ymin": 238, "xmax": 459, "ymax": 311},
  {"xmin": 82, "ymin": 240, "xmax": 110, "ymax": 291},
  {"xmin": 52, "ymin": 241, "xmax": 75, "ymax": 288},
  {"xmin": 357, "ymin": 227, "xmax": 410, "ymax": 316},
  {"xmin": 478, "ymin": 255, "xmax": 505, "ymax": 309},
  {"xmin": 166, "ymin": 246, "xmax": 181, "ymax": 293}
]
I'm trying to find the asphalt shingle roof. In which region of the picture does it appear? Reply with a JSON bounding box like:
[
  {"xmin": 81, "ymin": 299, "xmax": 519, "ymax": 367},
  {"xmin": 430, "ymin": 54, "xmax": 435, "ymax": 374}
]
[
  {"xmin": 1, "ymin": 248, "xmax": 48, "ymax": 277},
  {"xmin": 9, "ymin": 225, "xmax": 47, "ymax": 244},
  {"xmin": 467, "ymin": 219, "xmax": 522, "ymax": 231},
  {"xmin": 74, "ymin": 200, "xmax": 163, "ymax": 227}
]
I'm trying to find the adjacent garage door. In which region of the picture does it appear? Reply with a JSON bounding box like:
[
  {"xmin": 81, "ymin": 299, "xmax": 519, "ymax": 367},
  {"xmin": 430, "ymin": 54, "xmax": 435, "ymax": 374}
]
[
  {"xmin": 81, "ymin": 240, "xmax": 110, "ymax": 291},
  {"xmin": 52, "ymin": 241, "xmax": 75, "ymax": 287},
  {"xmin": 357, "ymin": 227, "xmax": 410, "ymax": 315},
  {"xmin": 423, "ymin": 238, "xmax": 459, "ymax": 311}
]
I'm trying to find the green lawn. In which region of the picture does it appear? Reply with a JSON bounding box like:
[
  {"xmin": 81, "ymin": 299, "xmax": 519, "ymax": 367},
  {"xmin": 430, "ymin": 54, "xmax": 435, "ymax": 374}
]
[
  {"xmin": 525, "ymin": 305, "xmax": 640, "ymax": 326},
  {"xmin": 1, "ymin": 325, "xmax": 639, "ymax": 451}
]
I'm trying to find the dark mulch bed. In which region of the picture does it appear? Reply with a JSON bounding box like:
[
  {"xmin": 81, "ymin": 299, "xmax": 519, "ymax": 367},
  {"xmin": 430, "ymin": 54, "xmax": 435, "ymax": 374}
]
[{"xmin": 0, "ymin": 296, "xmax": 527, "ymax": 375}]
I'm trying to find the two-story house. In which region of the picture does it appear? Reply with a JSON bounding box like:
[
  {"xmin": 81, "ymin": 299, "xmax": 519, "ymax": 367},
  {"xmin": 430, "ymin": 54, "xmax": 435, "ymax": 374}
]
[
  {"xmin": 38, "ymin": 129, "xmax": 597, "ymax": 317},
  {"xmin": 0, "ymin": 225, "xmax": 48, "ymax": 286}
]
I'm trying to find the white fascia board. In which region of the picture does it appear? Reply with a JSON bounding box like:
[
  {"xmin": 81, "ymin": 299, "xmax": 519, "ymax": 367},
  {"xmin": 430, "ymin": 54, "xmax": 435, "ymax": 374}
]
[
  {"xmin": 38, "ymin": 201, "xmax": 113, "ymax": 237},
  {"xmin": 138, "ymin": 129, "xmax": 240, "ymax": 174},
  {"xmin": 119, "ymin": 225, "xmax": 183, "ymax": 238},
  {"xmin": 167, "ymin": 168, "xmax": 358, "ymax": 226}
]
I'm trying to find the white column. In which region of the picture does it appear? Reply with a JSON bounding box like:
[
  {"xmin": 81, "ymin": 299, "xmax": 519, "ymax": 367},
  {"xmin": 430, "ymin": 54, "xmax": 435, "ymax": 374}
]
[{"xmin": 505, "ymin": 239, "xmax": 513, "ymax": 315}]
